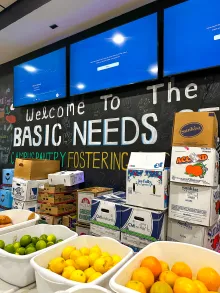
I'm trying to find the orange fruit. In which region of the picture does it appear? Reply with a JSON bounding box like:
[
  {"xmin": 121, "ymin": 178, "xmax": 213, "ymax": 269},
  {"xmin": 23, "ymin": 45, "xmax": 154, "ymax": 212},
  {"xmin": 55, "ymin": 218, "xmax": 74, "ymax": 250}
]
[
  {"xmin": 174, "ymin": 277, "xmax": 199, "ymax": 293},
  {"xmin": 197, "ymin": 267, "xmax": 220, "ymax": 292},
  {"xmin": 159, "ymin": 271, "xmax": 179, "ymax": 288},
  {"xmin": 160, "ymin": 261, "xmax": 170, "ymax": 272},
  {"xmin": 126, "ymin": 280, "xmax": 146, "ymax": 293},
  {"xmin": 150, "ymin": 281, "xmax": 173, "ymax": 293},
  {"xmin": 193, "ymin": 280, "xmax": 208, "ymax": 293},
  {"xmin": 132, "ymin": 267, "xmax": 154, "ymax": 290},
  {"xmin": 141, "ymin": 256, "xmax": 162, "ymax": 278},
  {"xmin": 208, "ymin": 292, "xmax": 218, "ymax": 293},
  {"xmin": 172, "ymin": 262, "xmax": 192, "ymax": 279}
]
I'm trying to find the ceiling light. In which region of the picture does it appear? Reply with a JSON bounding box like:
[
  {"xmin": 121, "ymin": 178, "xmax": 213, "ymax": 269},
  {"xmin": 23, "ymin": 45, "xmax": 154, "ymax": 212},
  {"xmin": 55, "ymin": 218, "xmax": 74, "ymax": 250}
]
[
  {"xmin": 26, "ymin": 93, "xmax": 36, "ymax": 98},
  {"xmin": 148, "ymin": 65, "xmax": 158, "ymax": 75},
  {"xmin": 23, "ymin": 65, "xmax": 37, "ymax": 73},
  {"xmin": 50, "ymin": 24, "xmax": 58, "ymax": 29},
  {"xmin": 112, "ymin": 33, "xmax": 125, "ymax": 45},
  {"xmin": 76, "ymin": 83, "xmax": 85, "ymax": 90}
]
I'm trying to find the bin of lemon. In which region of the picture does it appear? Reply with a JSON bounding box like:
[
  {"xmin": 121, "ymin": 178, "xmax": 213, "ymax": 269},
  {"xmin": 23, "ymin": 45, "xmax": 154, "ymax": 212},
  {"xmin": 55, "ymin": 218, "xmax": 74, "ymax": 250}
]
[
  {"xmin": 124, "ymin": 255, "xmax": 220, "ymax": 293},
  {"xmin": 47, "ymin": 245, "xmax": 122, "ymax": 284},
  {"xmin": 0, "ymin": 234, "xmax": 63, "ymax": 255}
]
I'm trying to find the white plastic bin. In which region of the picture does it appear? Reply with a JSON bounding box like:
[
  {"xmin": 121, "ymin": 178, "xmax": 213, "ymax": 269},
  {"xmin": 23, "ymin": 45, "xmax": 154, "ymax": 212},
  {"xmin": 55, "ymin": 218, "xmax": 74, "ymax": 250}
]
[
  {"xmin": 110, "ymin": 241, "xmax": 220, "ymax": 293},
  {"xmin": 55, "ymin": 285, "xmax": 112, "ymax": 293},
  {"xmin": 0, "ymin": 224, "xmax": 77, "ymax": 287},
  {"xmin": 31, "ymin": 235, "xmax": 133, "ymax": 293},
  {"xmin": 0, "ymin": 209, "xmax": 40, "ymax": 235}
]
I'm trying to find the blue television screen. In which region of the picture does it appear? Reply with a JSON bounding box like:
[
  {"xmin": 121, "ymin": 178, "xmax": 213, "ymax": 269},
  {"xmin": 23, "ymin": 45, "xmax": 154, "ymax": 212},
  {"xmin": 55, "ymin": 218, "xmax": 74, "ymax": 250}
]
[
  {"xmin": 164, "ymin": 0, "xmax": 220, "ymax": 76},
  {"xmin": 70, "ymin": 13, "xmax": 158, "ymax": 95},
  {"xmin": 14, "ymin": 48, "xmax": 66, "ymax": 107}
]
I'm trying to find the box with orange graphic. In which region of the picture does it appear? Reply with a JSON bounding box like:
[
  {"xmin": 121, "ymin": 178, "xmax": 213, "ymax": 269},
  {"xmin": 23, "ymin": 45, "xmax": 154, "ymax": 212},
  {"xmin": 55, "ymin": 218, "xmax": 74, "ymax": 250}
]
[{"xmin": 171, "ymin": 147, "xmax": 219, "ymax": 186}]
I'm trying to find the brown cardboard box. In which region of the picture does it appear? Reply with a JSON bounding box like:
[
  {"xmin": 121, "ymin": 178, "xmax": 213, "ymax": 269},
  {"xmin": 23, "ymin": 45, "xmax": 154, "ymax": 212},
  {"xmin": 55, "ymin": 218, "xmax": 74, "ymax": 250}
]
[
  {"xmin": 38, "ymin": 192, "xmax": 75, "ymax": 204},
  {"xmin": 14, "ymin": 159, "xmax": 60, "ymax": 180},
  {"xmin": 38, "ymin": 213, "xmax": 62, "ymax": 225},
  {"xmin": 43, "ymin": 184, "xmax": 66, "ymax": 193},
  {"xmin": 62, "ymin": 214, "xmax": 77, "ymax": 229},
  {"xmin": 39, "ymin": 203, "xmax": 76, "ymax": 216},
  {"xmin": 172, "ymin": 112, "xmax": 218, "ymax": 148}
]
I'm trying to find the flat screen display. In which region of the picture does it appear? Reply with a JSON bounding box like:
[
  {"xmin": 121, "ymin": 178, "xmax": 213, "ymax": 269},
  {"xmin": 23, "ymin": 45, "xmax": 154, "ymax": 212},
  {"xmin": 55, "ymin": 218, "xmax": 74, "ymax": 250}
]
[
  {"xmin": 164, "ymin": 0, "xmax": 220, "ymax": 76},
  {"xmin": 14, "ymin": 48, "xmax": 66, "ymax": 107},
  {"xmin": 70, "ymin": 13, "xmax": 158, "ymax": 95}
]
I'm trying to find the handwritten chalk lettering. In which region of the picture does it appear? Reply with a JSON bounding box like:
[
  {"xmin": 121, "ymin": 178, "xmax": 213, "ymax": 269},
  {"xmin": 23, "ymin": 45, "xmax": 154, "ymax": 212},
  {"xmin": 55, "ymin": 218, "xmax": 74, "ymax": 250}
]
[
  {"xmin": 100, "ymin": 94, "xmax": 113, "ymax": 111},
  {"xmin": 68, "ymin": 151, "xmax": 129, "ymax": 171},
  {"xmin": 141, "ymin": 113, "xmax": 158, "ymax": 144},
  {"xmin": 103, "ymin": 118, "xmax": 120, "ymax": 146},
  {"xmin": 88, "ymin": 120, "xmax": 102, "ymax": 146},
  {"xmin": 111, "ymin": 96, "xmax": 120, "ymax": 110},
  {"xmin": 121, "ymin": 117, "xmax": 139, "ymax": 145},
  {"xmin": 147, "ymin": 83, "xmax": 164, "ymax": 105}
]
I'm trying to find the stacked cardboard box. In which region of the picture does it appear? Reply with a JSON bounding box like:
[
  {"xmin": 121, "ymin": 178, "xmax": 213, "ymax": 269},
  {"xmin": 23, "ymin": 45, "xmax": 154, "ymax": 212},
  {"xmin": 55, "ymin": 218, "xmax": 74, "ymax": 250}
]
[
  {"xmin": 123, "ymin": 152, "xmax": 169, "ymax": 252},
  {"xmin": 0, "ymin": 169, "xmax": 14, "ymax": 211},
  {"xmin": 77, "ymin": 187, "xmax": 113, "ymax": 235},
  {"xmin": 168, "ymin": 112, "xmax": 220, "ymax": 251},
  {"xmin": 12, "ymin": 158, "xmax": 60, "ymax": 212}
]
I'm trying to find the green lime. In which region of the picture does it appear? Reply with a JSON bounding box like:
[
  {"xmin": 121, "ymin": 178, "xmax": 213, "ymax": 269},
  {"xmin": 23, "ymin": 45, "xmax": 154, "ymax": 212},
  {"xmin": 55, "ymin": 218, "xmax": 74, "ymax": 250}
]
[
  {"xmin": 26, "ymin": 243, "xmax": 35, "ymax": 248},
  {"xmin": 39, "ymin": 234, "xmax": 48, "ymax": 242},
  {"xmin": 56, "ymin": 239, "xmax": 63, "ymax": 243},
  {"xmin": 17, "ymin": 247, "xmax": 26, "ymax": 255},
  {"xmin": 31, "ymin": 237, "xmax": 39, "ymax": 245},
  {"xmin": 15, "ymin": 252, "xmax": 19, "ymax": 255},
  {"xmin": 25, "ymin": 246, "xmax": 36, "ymax": 255},
  {"xmin": 46, "ymin": 241, "xmax": 54, "ymax": 247},
  {"xmin": 4, "ymin": 244, "xmax": 15, "ymax": 254},
  {"xmin": 20, "ymin": 235, "xmax": 31, "ymax": 247},
  {"xmin": 36, "ymin": 240, "xmax": 47, "ymax": 251},
  {"xmin": 0, "ymin": 240, "xmax": 5, "ymax": 249},
  {"xmin": 47, "ymin": 234, "xmax": 56, "ymax": 243},
  {"xmin": 13, "ymin": 242, "xmax": 21, "ymax": 250}
]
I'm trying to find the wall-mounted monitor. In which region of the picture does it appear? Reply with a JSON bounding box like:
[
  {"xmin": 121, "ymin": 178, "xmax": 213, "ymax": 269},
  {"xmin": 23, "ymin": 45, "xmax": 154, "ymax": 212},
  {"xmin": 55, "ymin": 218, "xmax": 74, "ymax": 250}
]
[
  {"xmin": 164, "ymin": 0, "xmax": 220, "ymax": 76},
  {"xmin": 70, "ymin": 13, "xmax": 158, "ymax": 96},
  {"xmin": 14, "ymin": 48, "xmax": 66, "ymax": 107}
]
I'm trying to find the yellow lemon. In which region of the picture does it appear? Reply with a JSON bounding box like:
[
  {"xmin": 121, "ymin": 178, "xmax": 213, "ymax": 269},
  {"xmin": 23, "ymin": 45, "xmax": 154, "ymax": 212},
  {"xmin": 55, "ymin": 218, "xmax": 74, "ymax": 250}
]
[
  {"xmin": 193, "ymin": 280, "xmax": 208, "ymax": 293},
  {"xmin": 75, "ymin": 256, "xmax": 90, "ymax": 271},
  {"xmin": 112, "ymin": 255, "xmax": 122, "ymax": 265},
  {"xmin": 61, "ymin": 246, "xmax": 75, "ymax": 260},
  {"xmin": 80, "ymin": 247, "xmax": 90, "ymax": 256},
  {"xmin": 84, "ymin": 267, "xmax": 96, "ymax": 280},
  {"xmin": 90, "ymin": 245, "xmax": 102, "ymax": 255},
  {"xmin": 94, "ymin": 257, "xmax": 109, "ymax": 274},
  {"xmin": 126, "ymin": 280, "xmax": 146, "ymax": 293},
  {"xmin": 48, "ymin": 257, "xmax": 66, "ymax": 274},
  {"xmin": 89, "ymin": 252, "xmax": 101, "ymax": 266},
  {"xmin": 70, "ymin": 250, "xmax": 82, "ymax": 261},
  {"xmin": 62, "ymin": 266, "xmax": 76, "ymax": 279},
  {"xmin": 87, "ymin": 272, "xmax": 102, "ymax": 283},
  {"xmin": 160, "ymin": 261, "xmax": 170, "ymax": 272},
  {"xmin": 102, "ymin": 252, "xmax": 110, "ymax": 257},
  {"xmin": 102, "ymin": 256, "xmax": 113, "ymax": 268},
  {"xmin": 70, "ymin": 270, "xmax": 86, "ymax": 283},
  {"xmin": 65, "ymin": 259, "xmax": 75, "ymax": 267}
]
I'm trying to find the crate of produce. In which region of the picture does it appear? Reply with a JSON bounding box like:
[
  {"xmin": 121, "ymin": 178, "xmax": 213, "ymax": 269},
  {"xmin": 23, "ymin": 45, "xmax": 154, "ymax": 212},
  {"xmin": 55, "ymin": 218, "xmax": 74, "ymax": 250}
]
[
  {"xmin": 110, "ymin": 241, "xmax": 220, "ymax": 293},
  {"xmin": 0, "ymin": 209, "xmax": 40, "ymax": 235},
  {"xmin": 0, "ymin": 224, "xmax": 77, "ymax": 287},
  {"xmin": 55, "ymin": 285, "xmax": 112, "ymax": 293},
  {"xmin": 31, "ymin": 235, "xmax": 133, "ymax": 293}
]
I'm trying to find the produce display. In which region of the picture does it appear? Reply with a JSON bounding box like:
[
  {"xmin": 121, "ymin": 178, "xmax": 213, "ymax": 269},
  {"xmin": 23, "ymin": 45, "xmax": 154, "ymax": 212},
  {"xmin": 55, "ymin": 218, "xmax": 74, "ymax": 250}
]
[
  {"xmin": 47, "ymin": 245, "xmax": 122, "ymax": 283},
  {"xmin": 0, "ymin": 233, "xmax": 63, "ymax": 255},
  {"xmin": 125, "ymin": 256, "xmax": 220, "ymax": 293}
]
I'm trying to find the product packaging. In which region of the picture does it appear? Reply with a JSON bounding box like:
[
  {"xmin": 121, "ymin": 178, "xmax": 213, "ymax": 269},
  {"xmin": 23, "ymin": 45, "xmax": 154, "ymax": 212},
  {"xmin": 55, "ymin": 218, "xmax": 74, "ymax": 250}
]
[
  {"xmin": 76, "ymin": 222, "xmax": 90, "ymax": 236},
  {"xmin": 2, "ymin": 169, "xmax": 14, "ymax": 185},
  {"xmin": 38, "ymin": 214, "xmax": 62, "ymax": 225},
  {"xmin": 12, "ymin": 199, "xmax": 38, "ymax": 212},
  {"xmin": 62, "ymin": 214, "xmax": 77, "ymax": 230},
  {"xmin": 39, "ymin": 203, "xmax": 76, "ymax": 216},
  {"xmin": 0, "ymin": 189, "xmax": 13, "ymax": 209},
  {"xmin": 48, "ymin": 171, "xmax": 84, "ymax": 186}
]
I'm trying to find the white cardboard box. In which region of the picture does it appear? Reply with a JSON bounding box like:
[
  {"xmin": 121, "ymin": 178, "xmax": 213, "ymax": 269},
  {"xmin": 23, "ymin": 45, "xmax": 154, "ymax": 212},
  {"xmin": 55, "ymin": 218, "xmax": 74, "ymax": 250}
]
[
  {"xmin": 171, "ymin": 147, "xmax": 219, "ymax": 186},
  {"xmin": 90, "ymin": 192, "xmax": 126, "ymax": 241},
  {"xmin": 126, "ymin": 152, "xmax": 169, "ymax": 210},
  {"xmin": 167, "ymin": 218, "xmax": 220, "ymax": 251},
  {"xmin": 12, "ymin": 199, "xmax": 38, "ymax": 212},
  {"xmin": 76, "ymin": 223, "xmax": 90, "ymax": 236},
  {"xmin": 169, "ymin": 183, "xmax": 219, "ymax": 226},
  {"xmin": 12, "ymin": 177, "xmax": 48, "ymax": 201},
  {"xmin": 48, "ymin": 171, "xmax": 84, "ymax": 186},
  {"xmin": 121, "ymin": 205, "xmax": 167, "ymax": 250}
]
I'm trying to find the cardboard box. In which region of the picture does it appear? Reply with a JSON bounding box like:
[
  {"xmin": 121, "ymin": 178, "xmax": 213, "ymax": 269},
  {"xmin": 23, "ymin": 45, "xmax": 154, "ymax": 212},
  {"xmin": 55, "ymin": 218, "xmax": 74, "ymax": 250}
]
[
  {"xmin": 169, "ymin": 183, "xmax": 219, "ymax": 226},
  {"xmin": 38, "ymin": 192, "xmax": 75, "ymax": 204},
  {"xmin": 171, "ymin": 147, "xmax": 219, "ymax": 186},
  {"xmin": 76, "ymin": 222, "xmax": 90, "ymax": 236},
  {"xmin": 48, "ymin": 171, "xmax": 84, "ymax": 186},
  {"xmin": 121, "ymin": 205, "xmax": 167, "ymax": 250},
  {"xmin": 39, "ymin": 203, "xmax": 76, "ymax": 216},
  {"xmin": 12, "ymin": 177, "xmax": 48, "ymax": 201},
  {"xmin": 14, "ymin": 158, "xmax": 60, "ymax": 180},
  {"xmin": 78, "ymin": 187, "xmax": 113, "ymax": 224},
  {"xmin": 90, "ymin": 192, "xmax": 126, "ymax": 241},
  {"xmin": 62, "ymin": 214, "xmax": 77, "ymax": 229},
  {"xmin": 2, "ymin": 169, "xmax": 14, "ymax": 185},
  {"xmin": 42, "ymin": 184, "xmax": 66, "ymax": 193},
  {"xmin": 172, "ymin": 112, "xmax": 218, "ymax": 148},
  {"xmin": 126, "ymin": 152, "xmax": 169, "ymax": 210},
  {"xmin": 167, "ymin": 218, "xmax": 220, "ymax": 251},
  {"xmin": 12, "ymin": 199, "xmax": 38, "ymax": 212},
  {"xmin": 38, "ymin": 214, "xmax": 62, "ymax": 225},
  {"xmin": 0, "ymin": 189, "xmax": 13, "ymax": 209}
]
